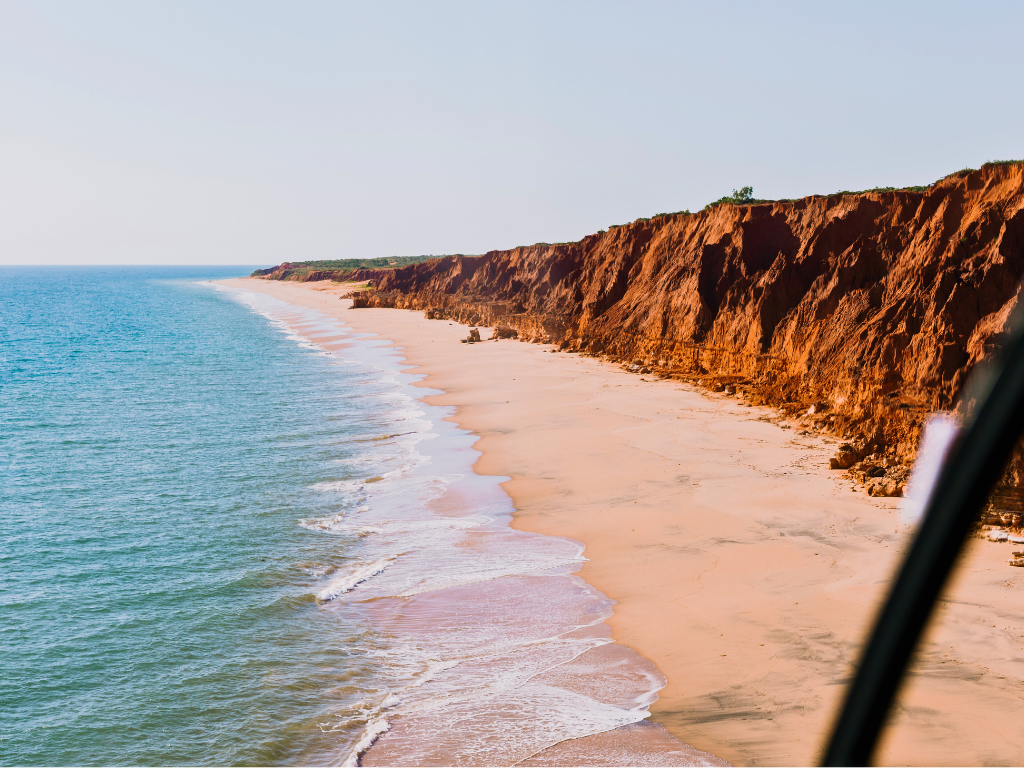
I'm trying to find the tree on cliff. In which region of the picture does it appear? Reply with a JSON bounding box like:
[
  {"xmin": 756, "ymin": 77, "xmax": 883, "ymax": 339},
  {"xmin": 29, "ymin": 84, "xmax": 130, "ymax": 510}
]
[{"xmin": 706, "ymin": 186, "xmax": 755, "ymax": 209}]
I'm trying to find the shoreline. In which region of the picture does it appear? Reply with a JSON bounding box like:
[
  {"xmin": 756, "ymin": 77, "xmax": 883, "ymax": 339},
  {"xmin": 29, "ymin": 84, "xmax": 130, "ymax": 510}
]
[
  {"xmin": 223, "ymin": 277, "xmax": 1024, "ymax": 766},
  {"xmin": 218, "ymin": 279, "xmax": 722, "ymax": 767}
]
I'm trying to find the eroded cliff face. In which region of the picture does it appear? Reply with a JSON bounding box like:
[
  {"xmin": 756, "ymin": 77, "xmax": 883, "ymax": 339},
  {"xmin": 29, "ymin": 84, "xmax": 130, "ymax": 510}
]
[{"xmin": 353, "ymin": 163, "xmax": 1024, "ymax": 467}]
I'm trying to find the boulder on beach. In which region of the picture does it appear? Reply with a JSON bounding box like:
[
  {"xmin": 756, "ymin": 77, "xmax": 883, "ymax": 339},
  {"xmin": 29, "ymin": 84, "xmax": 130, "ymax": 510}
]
[
  {"xmin": 867, "ymin": 480, "xmax": 903, "ymax": 497},
  {"xmin": 830, "ymin": 444, "xmax": 863, "ymax": 470}
]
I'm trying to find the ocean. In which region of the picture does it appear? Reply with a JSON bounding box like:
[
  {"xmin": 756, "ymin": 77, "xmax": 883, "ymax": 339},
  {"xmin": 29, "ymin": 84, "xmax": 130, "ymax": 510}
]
[{"xmin": 0, "ymin": 267, "xmax": 688, "ymax": 766}]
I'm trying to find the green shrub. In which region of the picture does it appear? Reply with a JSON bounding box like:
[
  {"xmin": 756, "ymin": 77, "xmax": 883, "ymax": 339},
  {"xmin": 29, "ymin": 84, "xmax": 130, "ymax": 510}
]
[
  {"xmin": 704, "ymin": 186, "xmax": 758, "ymax": 210},
  {"xmin": 730, "ymin": 186, "xmax": 755, "ymax": 203},
  {"xmin": 828, "ymin": 184, "xmax": 930, "ymax": 198}
]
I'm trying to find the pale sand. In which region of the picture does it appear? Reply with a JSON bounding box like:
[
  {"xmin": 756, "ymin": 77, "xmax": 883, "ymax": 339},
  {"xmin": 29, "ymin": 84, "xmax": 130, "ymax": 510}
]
[{"xmin": 221, "ymin": 278, "xmax": 1024, "ymax": 766}]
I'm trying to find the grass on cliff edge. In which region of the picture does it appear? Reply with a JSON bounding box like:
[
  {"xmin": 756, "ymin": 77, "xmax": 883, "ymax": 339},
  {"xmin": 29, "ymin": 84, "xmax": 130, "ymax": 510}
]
[{"xmin": 250, "ymin": 254, "xmax": 482, "ymax": 278}]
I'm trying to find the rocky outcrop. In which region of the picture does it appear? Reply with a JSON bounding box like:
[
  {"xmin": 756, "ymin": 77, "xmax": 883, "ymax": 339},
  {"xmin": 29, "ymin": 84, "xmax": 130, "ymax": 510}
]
[
  {"xmin": 352, "ymin": 163, "xmax": 1024, "ymax": 478},
  {"xmin": 827, "ymin": 442, "xmax": 909, "ymax": 496}
]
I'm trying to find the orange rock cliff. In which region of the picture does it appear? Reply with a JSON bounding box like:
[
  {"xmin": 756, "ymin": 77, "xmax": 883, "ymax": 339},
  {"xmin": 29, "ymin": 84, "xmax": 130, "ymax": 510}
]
[{"xmin": 266, "ymin": 163, "xmax": 1024, "ymax": 486}]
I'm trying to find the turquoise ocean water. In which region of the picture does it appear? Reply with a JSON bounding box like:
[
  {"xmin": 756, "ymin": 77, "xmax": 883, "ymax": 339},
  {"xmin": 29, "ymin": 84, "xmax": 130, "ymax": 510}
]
[
  {"xmin": 2, "ymin": 267, "xmax": 404, "ymax": 764},
  {"xmin": 1, "ymin": 267, "xmax": 678, "ymax": 767}
]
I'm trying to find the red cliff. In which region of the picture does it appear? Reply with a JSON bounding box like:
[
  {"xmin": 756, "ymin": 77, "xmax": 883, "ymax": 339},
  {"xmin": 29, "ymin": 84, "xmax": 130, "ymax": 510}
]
[{"xmin": 353, "ymin": 163, "xmax": 1024, "ymax": 469}]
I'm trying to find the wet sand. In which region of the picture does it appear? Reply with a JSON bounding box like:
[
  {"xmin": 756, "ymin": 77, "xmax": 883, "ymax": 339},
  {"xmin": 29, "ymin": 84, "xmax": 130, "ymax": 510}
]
[{"xmin": 222, "ymin": 278, "xmax": 1024, "ymax": 766}]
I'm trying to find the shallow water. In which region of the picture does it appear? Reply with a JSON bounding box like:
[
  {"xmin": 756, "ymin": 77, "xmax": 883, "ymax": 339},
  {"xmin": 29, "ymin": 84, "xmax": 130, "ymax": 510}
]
[{"xmin": 1, "ymin": 267, "xmax": 703, "ymax": 766}]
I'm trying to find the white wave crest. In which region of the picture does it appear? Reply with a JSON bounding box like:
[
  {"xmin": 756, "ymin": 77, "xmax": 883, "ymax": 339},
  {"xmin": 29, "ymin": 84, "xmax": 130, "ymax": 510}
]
[
  {"xmin": 316, "ymin": 558, "xmax": 395, "ymax": 602},
  {"xmin": 341, "ymin": 717, "xmax": 389, "ymax": 767}
]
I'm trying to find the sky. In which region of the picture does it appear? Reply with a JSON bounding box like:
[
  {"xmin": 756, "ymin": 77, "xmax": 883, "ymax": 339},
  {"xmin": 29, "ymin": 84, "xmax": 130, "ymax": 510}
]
[{"xmin": 0, "ymin": 1, "xmax": 1021, "ymax": 266}]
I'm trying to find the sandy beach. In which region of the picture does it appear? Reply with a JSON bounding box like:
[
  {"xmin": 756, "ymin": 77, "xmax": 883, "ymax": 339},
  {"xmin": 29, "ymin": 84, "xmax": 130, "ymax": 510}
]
[{"xmin": 222, "ymin": 278, "xmax": 1024, "ymax": 766}]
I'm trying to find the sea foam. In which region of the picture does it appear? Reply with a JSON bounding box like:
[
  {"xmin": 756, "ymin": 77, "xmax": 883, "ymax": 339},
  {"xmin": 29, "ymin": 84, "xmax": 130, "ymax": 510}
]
[{"xmin": 315, "ymin": 558, "xmax": 395, "ymax": 601}]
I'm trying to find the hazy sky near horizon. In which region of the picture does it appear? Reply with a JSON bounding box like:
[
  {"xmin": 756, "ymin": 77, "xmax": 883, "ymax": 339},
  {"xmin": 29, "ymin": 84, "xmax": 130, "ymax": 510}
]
[{"xmin": 1, "ymin": 1, "xmax": 1021, "ymax": 266}]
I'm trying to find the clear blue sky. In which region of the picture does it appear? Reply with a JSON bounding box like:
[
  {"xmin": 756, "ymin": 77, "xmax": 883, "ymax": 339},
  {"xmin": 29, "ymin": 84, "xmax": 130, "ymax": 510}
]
[{"xmin": 1, "ymin": 1, "xmax": 1021, "ymax": 265}]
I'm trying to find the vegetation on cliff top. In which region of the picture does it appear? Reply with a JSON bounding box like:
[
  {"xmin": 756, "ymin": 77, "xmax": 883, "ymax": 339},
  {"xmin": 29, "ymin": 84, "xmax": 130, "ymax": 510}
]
[
  {"xmin": 704, "ymin": 185, "xmax": 761, "ymax": 209},
  {"xmin": 251, "ymin": 254, "xmax": 479, "ymax": 279}
]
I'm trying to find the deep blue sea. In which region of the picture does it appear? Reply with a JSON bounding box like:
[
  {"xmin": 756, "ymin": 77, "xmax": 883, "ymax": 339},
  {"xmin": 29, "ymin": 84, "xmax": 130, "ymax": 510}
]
[{"xmin": 0, "ymin": 267, "xmax": 671, "ymax": 767}]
